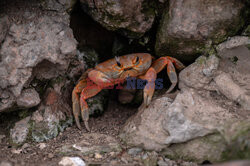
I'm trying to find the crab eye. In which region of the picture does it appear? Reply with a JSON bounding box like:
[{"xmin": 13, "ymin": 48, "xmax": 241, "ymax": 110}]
[
  {"xmin": 133, "ymin": 56, "xmax": 140, "ymax": 65},
  {"xmin": 136, "ymin": 56, "xmax": 139, "ymax": 63},
  {"xmin": 115, "ymin": 56, "xmax": 122, "ymax": 67},
  {"xmin": 117, "ymin": 61, "xmax": 122, "ymax": 67}
]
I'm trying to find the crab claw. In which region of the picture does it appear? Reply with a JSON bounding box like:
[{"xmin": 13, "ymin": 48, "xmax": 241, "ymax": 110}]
[{"xmin": 166, "ymin": 61, "xmax": 177, "ymax": 93}]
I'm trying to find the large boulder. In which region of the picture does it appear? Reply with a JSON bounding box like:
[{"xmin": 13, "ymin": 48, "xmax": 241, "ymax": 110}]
[
  {"xmin": 120, "ymin": 38, "xmax": 250, "ymax": 162},
  {"xmin": 0, "ymin": 1, "xmax": 77, "ymax": 113},
  {"xmin": 155, "ymin": 0, "xmax": 246, "ymax": 62},
  {"xmin": 79, "ymin": 0, "xmax": 156, "ymax": 38}
]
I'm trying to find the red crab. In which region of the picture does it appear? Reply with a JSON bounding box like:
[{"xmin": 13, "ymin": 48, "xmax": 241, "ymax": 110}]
[{"xmin": 72, "ymin": 53, "xmax": 185, "ymax": 131}]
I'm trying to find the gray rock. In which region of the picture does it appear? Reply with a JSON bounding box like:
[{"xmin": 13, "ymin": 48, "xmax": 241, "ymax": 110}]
[
  {"xmin": 59, "ymin": 157, "xmax": 86, "ymax": 166},
  {"xmin": 10, "ymin": 116, "xmax": 31, "ymax": 144},
  {"xmin": 79, "ymin": 0, "xmax": 155, "ymax": 38},
  {"xmin": 179, "ymin": 54, "xmax": 219, "ymax": 91},
  {"xmin": 155, "ymin": 0, "xmax": 245, "ymax": 61},
  {"xmin": 216, "ymin": 36, "xmax": 250, "ymax": 52},
  {"xmin": 214, "ymin": 72, "xmax": 250, "ymax": 110},
  {"xmin": 211, "ymin": 160, "xmax": 250, "ymax": 166},
  {"xmin": 16, "ymin": 88, "xmax": 41, "ymax": 108},
  {"xmin": 0, "ymin": 13, "xmax": 77, "ymax": 112},
  {"xmin": 128, "ymin": 147, "xmax": 142, "ymax": 156},
  {"xmin": 216, "ymin": 45, "xmax": 250, "ymax": 110}
]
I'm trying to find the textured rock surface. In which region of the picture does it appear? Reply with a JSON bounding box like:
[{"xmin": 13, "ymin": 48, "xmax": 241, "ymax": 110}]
[
  {"xmin": 10, "ymin": 116, "xmax": 31, "ymax": 144},
  {"xmin": 30, "ymin": 87, "xmax": 72, "ymax": 142},
  {"xmin": 79, "ymin": 0, "xmax": 155, "ymax": 38},
  {"xmin": 0, "ymin": 1, "xmax": 77, "ymax": 112},
  {"xmin": 16, "ymin": 88, "xmax": 40, "ymax": 108},
  {"xmin": 121, "ymin": 40, "xmax": 250, "ymax": 162},
  {"xmin": 59, "ymin": 157, "xmax": 86, "ymax": 166},
  {"xmin": 155, "ymin": 0, "xmax": 245, "ymax": 61}
]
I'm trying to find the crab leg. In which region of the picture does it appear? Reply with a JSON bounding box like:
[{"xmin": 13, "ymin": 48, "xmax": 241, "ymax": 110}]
[
  {"xmin": 72, "ymin": 72, "xmax": 89, "ymax": 130},
  {"xmin": 151, "ymin": 57, "xmax": 185, "ymax": 93},
  {"xmin": 139, "ymin": 67, "xmax": 157, "ymax": 107},
  {"xmin": 80, "ymin": 84, "xmax": 102, "ymax": 131}
]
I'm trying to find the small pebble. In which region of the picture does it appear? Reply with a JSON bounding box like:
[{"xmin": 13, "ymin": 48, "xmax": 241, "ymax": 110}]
[
  {"xmin": 94, "ymin": 153, "xmax": 103, "ymax": 159},
  {"xmin": 48, "ymin": 153, "xmax": 54, "ymax": 158},
  {"xmin": 38, "ymin": 143, "xmax": 46, "ymax": 150},
  {"xmin": 59, "ymin": 157, "xmax": 86, "ymax": 166}
]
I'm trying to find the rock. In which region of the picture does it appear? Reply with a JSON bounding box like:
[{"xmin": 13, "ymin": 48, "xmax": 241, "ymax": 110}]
[
  {"xmin": 30, "ymin": 89, "xmax": 72, "ymax": 142},
  {"xmin": 59, "ymin": 133, "xmax": 121, "ymax": 156},
  {"xmin": 121, "ymin": 88, "xmax": 239, "ymax": 151},
  {"xmin": 0, "ymin": 161, "xmax": 12, "ymax": 166},
  {"xmin": 0, "ymin": 2, "xmax": 77, "ymax": 113},
  {"xmin": 41, "ymin": 0, "xmax": 77, "ymax": 12},
  {"xmin": 214, "ymin": 72, "xmax": 250, "ymax": 110},
  {"xmin": 48, "ymin": 153, "xmax": 54, "ymax": 159},
  {"xmin": 216, "ymin": 45, "xmax": 250, "ymax": 110},
  {"xmin": 79, "ymin": 0, "xmax": 155, "ymax": 38},
  {"xmin": 59, "ymin": 157, "xmax": 86, "ymax": 166},
  {"xmin": 142, "ymin": 152, "xmax": 158, "ymax": 166},
  {"xmin": 38, "ymin": 143, "xmax": 46, "ymax": 150},
  {"xmin": 94, "ymin": 153, "xmax": 103, "ymax": 159},
  {"xmin": 16, "ymin": 88, "xmax": 41, "ymax": 108},
  {"xmin": 216, "ymin": 36, "xmax": 250, "ymax": 52},
  {"xmin": 210, "ymin": 160, "xmax": 250, "ymax": 166},
  {"xmin": 155, "ymin": 0, "xmax": 245, "ymax": 61},
  {"xmin": 179, "ymin": 54, "xmax": 219, "ymax": 90},
  {"xmin": 127, "ymin": 147, "xmax": 142, "ymax": 156},
  {"xmin": 121, "ymin": 86, "xmax": 249, "ymax": 162},
  {"xmin": 120, "ymin": 96, "xmax": 173, "ymax": 151},
  {"xmin": 163, "ymin": 133, "xmax": 227, "ymax": 163},
  {"xmin": 10, "ymin": 116, "xmax": 31, "ymax": 144}
]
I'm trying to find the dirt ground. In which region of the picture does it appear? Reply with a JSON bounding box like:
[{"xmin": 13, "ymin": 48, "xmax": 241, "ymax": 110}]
[{"xmin": 0, "ymin": 92, "xmax": 139, "ymax": 165}]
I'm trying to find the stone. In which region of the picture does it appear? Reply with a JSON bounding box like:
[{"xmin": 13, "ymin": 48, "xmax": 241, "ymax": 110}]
[
  {"xmin": 79, "ymin": 0, "xmax": 155, "ymax": 38},
  {"xmin": 214, "ymin": 72, "xmax": 249, "ymax": 110},
  {"xmin": 155, "ymin": 0, "xmax": 245, "ymax": 61},
  {"xmin": 16, "ymin": 88, "xmax": 41, "ymax": 108},
  {"xmin": 94, "ymin": 153, "xmax": 103, "ymax": 159},
  {"xmin": 120, "ymin": 86, "xmax": 250, "ymax": 162},
  {"xmin": 179, "ymin": 54, "xmax": 219, "ymax": 90},
  {"xmin": 142, "ymin": 152, "xmax": 158, "ymax": 166},
  {"xmin": 0, "ymin": 4, "xmax": 77, "ymax": 113},
  {"xmin": 0, "ymin": 161, "xmax": 12, "ymax": 166},
  {"xmin": 38, "ymin": 143, "xmax": 46, "ymax": 150},
  {"xmin": 10, "ymin": 116, "xmax": 31, "ymax": 144},
  {"xmin": 59, "ymin": 157, "xmax": 86, "ymax": 166},
  {"xmin": 211, "ymin": 160, "xmax": 250, "ymax": 166},
  {"xmin": 216, "ymin": 36, "xmax": 250, "ymax": 52},
  {"xmin": 127, "ymin": 147, "xmax": 142, "ymax": 156},
  {"xmin": 216, "ymin": 45, "xmax": 250, "ymax": 110}
]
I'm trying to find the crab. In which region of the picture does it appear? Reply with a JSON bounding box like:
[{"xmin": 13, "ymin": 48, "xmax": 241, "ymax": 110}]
[{"xmin": 72, "ymin": 53, "xmax": 185, "ymax": 131}]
